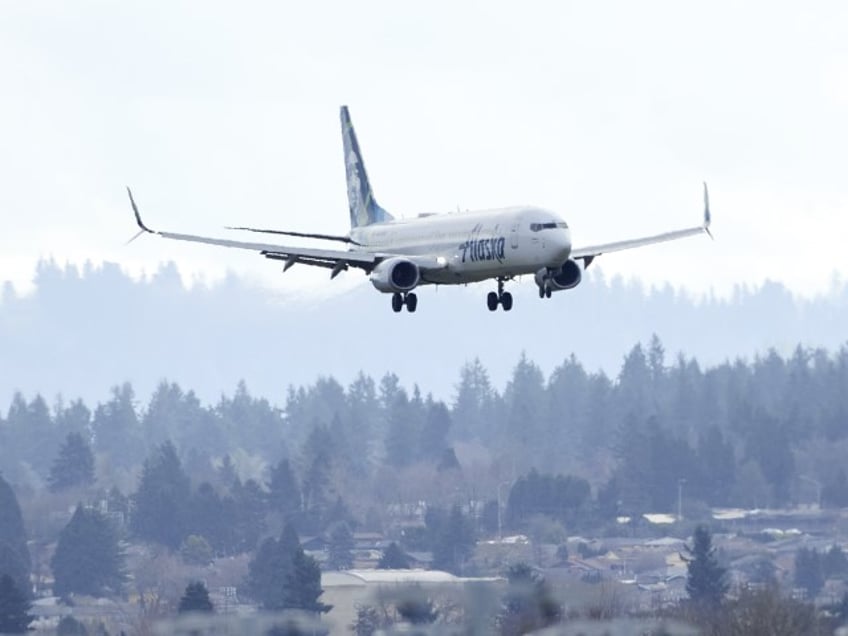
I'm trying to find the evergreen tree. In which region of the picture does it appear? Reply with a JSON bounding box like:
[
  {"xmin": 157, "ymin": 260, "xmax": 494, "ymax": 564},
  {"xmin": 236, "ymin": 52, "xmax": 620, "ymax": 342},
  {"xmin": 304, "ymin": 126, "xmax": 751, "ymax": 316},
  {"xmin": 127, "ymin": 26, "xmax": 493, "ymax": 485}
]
[
  {"xmin": 695, "ymin": 426, "xmax": 735, "ymax": 506},
  {"xmin": 246, "ymin": 523, "xmax": 331, "ymax": 613},
  {"xmin": 143, "ymin": 381, "xmax": 221, "ymax": 456},
  {"xmin": 0, "ymin": 574, "xmax": 32, "ymax": 634},
  {"xmin": 326, "ymin": 522, "xmax": 354, "ymax": 570},
  {"xmin": 502, "ymin": 355, "xmax": 546, "ymax": 470},
  {"xmin": 268, "ymin": 459, "xmax": 301, "ymax": 520},
  {"xmin": 505, "ymin": 470, "xmax": 591, "ymax": 529},
  {"xmin": 436, "ymin": 448, "xmax": 461, "ymax": 473},
  {"xmin": 48, "ymin": 432, "xmax": 95, "ymax": 492},
  {"xmin": 0, "ymin": 475, "xmax": 30, "ymax": 596},
  {"xmin": 131, "ymin": 441, "xmax": 191, "ymax": 548},
  {"xmin": 52, "ymin": 505, "xmax": 127, "ymax": 598},
  {"xmin": 383, "ymin": 388, "xmax": 416, "ymax": 468},
  {"xmin": 377, "ymin": 542, "xmax": 410, "ymax": 569},
  {"xmin": 5, "ymin": 393, "xmax": 57, "ymax": 478},
  {"xmin": 452, "ymin": 358, "xmax": 495, "ymax": 441},
  {"xmin": 0, "ymin": 546, "xmax": 29, "ymax": 603},
  {"xmin": 430, "ymin": 505, "xmax": 476, "ymax": 575},
  {"xmin": 188, "ymin": 482, "xmax": 237, "ymax": 555},
  {"xmin": 324, "ymin": 496, "xmax": 355, "ymax": 529},
  {"xmin": 419, "ymin": 399, "xmax": 451, "ymax": 461},
  {"xmin": 178, "ymin": 581, "xmax": 214, "ymax": 613},
  {"xmin": 216, "ymin": 454, "xmax": 239, "ymax": 490},
  {"xmin": 289, "ymin": 549, "xmax": 331, "ymax": 613},
  {"xmin": 232, "ymin": 478, "xmax": 267, "ymax": 553},
  {"xmin": 795, "ymin": 547, "xmax": 824, "ymax": 598},
  {"xmin": 684, "ymin": 525, "xmax": 728, "ymax": 608},
  {"xmin": 300, "ymin": 426, "xmax": 335, "ymax": 529},
  {"xmin": 54, "ymin": 399, "xmax": 91, "ymax": 451},
  {"xmin": 91, "ymin": 383, "xmax": 144, "ymax": 469},
  {"xmin": 345, "ymin": 373, "xmax": 378, "ymax": 473},
  {"xmin": 247, "ymin": 536, "xmax": 283, "ymax": 609}
]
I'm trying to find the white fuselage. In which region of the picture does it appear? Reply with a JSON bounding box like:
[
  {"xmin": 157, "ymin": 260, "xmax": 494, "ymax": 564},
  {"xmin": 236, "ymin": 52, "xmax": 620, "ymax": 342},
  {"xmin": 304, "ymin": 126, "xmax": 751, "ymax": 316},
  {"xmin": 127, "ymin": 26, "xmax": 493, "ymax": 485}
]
[{"xmin": 351, "ymin": 206, "xmax": 572, "ymax": 286}]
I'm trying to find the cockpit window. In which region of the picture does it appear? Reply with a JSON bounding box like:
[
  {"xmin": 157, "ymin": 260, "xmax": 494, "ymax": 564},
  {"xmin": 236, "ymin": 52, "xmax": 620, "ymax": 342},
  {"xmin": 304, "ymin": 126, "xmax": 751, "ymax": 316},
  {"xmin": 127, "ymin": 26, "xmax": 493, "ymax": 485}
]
[{"xmin": 530, "ymin": 221, "xmax": 568, "ymax": 231}]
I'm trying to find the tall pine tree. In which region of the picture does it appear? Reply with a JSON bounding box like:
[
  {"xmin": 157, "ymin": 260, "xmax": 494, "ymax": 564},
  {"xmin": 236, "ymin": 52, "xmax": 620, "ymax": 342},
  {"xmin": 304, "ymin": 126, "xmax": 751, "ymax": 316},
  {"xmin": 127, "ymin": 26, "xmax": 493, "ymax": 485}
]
[
  {"xmin": 684, "ymin": 525, "xmax": 728, "ymax": 608},
  {"xmin": 268, "ymin": 459, "xmax": 301, "ymax": 520},
  {"xmin": 178, "ymin": 581, "xmax": 214, "ymax": 613},
  {"xmin": 0, "ymin": 475, "xmax": 30, "ymax": 597},
  {"xmin": 246, "ymin": 523, "xmax": 330, "ymax": 613},
  {"xmin": 48, "ymin": 432, "xmax": 95, "ymax": 492},
  {"xmin": 131, "ymin": 441, "xmax": 191, "ymax": 548},
  {"xmin": 52, "ymin": 505, "xmax": 127, "ymax": 598},
  {"xmin": 326, "ymin": 522, "xmax": 354, "ymax": 570}
]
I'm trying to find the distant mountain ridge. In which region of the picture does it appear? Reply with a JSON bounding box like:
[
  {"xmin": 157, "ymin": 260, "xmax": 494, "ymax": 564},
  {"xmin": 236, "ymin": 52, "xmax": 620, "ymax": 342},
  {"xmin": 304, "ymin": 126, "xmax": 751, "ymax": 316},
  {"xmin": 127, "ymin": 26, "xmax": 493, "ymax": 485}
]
[{"xmin": 1, "ymin": 260, "xmax": 846, "ymax": 406}]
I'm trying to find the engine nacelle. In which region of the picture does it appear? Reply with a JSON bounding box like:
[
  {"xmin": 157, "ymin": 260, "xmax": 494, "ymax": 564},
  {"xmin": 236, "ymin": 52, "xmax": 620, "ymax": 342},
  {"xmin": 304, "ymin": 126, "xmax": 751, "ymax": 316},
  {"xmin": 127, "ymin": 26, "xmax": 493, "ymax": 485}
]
[
  {"xmin": 535, "ymin": 259, "xmax": 582, "ymax": 292},
  {"xmin": 370, "ymin": 257, "xmax": 421, "ymax": 293}
]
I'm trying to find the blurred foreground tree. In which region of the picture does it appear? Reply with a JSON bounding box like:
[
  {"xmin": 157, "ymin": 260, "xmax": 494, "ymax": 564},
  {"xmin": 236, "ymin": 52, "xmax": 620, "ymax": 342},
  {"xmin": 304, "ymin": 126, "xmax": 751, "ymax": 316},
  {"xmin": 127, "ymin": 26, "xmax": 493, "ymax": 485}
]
[{"xmin": 498, "ymin": 563, "xmax": 560, "ymax": 636}]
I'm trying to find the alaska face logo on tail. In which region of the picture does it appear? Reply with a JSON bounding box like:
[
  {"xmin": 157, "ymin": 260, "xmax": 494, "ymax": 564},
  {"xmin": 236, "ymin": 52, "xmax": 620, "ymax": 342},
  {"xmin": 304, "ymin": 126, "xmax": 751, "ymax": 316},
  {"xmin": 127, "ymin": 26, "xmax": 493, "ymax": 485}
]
[{"xmin": 340, "ymin": 106, "xmax": 394, "ymax": 229}]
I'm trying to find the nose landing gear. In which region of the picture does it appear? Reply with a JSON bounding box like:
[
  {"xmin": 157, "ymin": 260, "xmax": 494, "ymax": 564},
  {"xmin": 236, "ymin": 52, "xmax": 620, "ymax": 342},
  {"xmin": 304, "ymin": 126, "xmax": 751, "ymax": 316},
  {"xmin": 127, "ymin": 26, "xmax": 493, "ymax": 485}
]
[
  {"xmin": 391, "ymin": 292, "xmax": 418, "ymax": 313},
  {"xmin": 487, "ymin": 278, "xmax": 513, "ymax": 312}
]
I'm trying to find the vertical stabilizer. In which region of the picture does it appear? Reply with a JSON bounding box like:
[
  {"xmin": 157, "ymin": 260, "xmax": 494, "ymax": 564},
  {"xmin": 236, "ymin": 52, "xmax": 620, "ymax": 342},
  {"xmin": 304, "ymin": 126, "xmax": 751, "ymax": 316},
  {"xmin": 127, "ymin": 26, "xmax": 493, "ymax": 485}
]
[{"xmin": 340, "ymin": 106, "xmax": 393, "ymax": 228}]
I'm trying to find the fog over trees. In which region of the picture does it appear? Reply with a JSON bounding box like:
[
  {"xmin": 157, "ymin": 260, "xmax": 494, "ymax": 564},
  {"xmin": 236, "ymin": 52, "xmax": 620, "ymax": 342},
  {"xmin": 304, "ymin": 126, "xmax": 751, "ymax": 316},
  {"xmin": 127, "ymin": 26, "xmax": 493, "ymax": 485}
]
[{"xmin": 2, "ymin": 259, "xmax": 847, "ymax": 406}]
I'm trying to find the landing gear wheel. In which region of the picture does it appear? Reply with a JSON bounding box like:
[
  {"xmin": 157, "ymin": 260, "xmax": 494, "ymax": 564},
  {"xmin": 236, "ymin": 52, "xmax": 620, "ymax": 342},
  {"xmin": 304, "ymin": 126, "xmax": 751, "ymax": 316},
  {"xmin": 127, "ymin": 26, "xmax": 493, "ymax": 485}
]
[
  {"xmin": 391, "ymin": 293, "xmax": 403, "ymax": 313},
  {"xmin": 539, "ymin": 287, "xmax": 545, "ymax": 299},
  {"xmin": 501, "ymin": 292, "xmax": 513, "ymax": 311},
  {"xmin": 406, "ymin": 293, "xmax": 418, "ymax": 313},
  {"xmin": 487, "ymin": 291, "xmax": 499, "ymax": 311},
  {"xmin": 545, "ymin": 287, "xmax": 552, "ymax": 299}
]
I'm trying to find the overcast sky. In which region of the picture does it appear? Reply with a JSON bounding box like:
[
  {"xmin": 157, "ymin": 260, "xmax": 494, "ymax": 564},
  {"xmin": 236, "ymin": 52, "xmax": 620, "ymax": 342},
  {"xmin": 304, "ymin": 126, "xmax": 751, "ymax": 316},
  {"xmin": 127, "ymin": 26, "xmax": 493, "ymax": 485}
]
[{"xmin": 2, "ymin": 1, "xmax": 847, "ymax": 300}]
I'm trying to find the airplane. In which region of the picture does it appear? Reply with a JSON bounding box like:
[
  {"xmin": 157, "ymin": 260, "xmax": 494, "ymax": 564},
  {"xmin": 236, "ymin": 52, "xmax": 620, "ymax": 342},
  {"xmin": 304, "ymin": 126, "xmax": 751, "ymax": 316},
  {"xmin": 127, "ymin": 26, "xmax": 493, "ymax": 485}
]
[{"xmin": 127, "ymin": 106, "xmax": 712, "ymax": 313}]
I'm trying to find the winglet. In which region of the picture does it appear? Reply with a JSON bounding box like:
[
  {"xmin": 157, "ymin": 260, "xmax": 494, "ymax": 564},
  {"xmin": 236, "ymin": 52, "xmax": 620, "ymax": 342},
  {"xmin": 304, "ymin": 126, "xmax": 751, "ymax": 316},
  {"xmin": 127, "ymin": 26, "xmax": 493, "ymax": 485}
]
[
  {"xmin": 126, "ymin": 187, "xmax": 154, "ymax": 234},
  {"xmin": 703, "ymin": 182, "xmax": 713, "ymax": 239}
]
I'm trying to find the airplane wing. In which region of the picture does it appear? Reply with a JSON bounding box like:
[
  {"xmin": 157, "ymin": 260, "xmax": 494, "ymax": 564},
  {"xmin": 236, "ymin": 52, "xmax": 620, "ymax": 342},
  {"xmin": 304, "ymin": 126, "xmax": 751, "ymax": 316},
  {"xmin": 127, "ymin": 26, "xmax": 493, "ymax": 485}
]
[
  {"xmin": 126, "ymin": 188, "xmax": 378, "ymax": 276},
  {"xmin": 571, "ymin": 183, "xmax": 712, "ymax": 264}
]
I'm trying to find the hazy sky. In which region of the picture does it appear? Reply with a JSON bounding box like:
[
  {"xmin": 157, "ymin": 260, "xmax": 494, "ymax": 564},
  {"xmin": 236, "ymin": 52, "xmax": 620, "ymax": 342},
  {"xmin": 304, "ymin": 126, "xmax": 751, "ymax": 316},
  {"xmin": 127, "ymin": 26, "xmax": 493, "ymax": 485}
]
[{"xmin": 2, "ymin": 1, "xmax": 847, "ymax": 299}]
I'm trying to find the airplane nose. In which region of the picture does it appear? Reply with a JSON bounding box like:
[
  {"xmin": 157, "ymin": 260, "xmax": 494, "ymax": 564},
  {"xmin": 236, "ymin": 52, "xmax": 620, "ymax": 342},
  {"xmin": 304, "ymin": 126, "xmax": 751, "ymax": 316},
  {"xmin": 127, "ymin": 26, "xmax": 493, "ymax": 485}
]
[{"xmin": 553, "ymin": 228, "xmax": 572, "ymax": 260}]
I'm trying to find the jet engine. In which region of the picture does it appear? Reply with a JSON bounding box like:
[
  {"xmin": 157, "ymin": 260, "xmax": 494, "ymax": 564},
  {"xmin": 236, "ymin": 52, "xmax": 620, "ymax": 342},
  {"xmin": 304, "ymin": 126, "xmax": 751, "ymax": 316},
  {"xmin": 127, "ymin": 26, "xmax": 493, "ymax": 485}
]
[
  {"xmin": 369, "ymin": 257, "xmax": 421, "ymax": 293},
  {"xmin": 535, "ymin": 259, "xmax": 582, "ymax": 293}
]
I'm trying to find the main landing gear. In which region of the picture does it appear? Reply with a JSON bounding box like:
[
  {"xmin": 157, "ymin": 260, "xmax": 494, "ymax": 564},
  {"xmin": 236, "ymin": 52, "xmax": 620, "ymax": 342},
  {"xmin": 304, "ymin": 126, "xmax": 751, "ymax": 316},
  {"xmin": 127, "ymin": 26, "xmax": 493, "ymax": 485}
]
[
  {"xmin": 487, "ymin": 278, "xmax": 513, "ymax": 312},
  {"xmin": 391, "ymin": 292, "xmax": 417, "ymax": 313}
]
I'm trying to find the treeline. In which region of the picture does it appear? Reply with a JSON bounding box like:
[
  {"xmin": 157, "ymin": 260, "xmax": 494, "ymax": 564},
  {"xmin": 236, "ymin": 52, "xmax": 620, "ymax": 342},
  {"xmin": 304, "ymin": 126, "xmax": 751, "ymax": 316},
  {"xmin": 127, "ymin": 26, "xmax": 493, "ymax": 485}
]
[{"xmin": 0, "ymin": 338, "xmax": 848, "ymax": 528}]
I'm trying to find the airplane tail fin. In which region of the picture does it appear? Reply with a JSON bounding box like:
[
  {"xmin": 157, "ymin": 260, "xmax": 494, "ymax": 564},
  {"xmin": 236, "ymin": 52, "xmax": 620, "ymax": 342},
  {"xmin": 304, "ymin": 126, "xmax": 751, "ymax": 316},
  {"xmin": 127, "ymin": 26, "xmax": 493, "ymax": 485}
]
[{"xmin": 340, "ymin": 106, "xmax": 394, "ymax": 229}]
